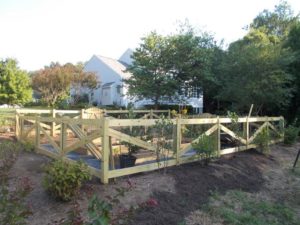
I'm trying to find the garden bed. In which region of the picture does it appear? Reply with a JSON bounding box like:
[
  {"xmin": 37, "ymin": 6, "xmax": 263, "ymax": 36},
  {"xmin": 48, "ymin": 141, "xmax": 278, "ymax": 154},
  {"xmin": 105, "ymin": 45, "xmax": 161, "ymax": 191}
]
[{"xmin": 1, "ymin": 136, "xmax": 299, "ymax": 225}]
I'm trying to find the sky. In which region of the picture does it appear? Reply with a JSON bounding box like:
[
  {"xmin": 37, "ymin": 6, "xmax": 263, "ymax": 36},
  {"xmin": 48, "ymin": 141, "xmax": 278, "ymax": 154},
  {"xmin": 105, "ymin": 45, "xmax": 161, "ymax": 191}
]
[{"xmin": 1, "ymin": 0, "xmax": 300, "ymax": 71}]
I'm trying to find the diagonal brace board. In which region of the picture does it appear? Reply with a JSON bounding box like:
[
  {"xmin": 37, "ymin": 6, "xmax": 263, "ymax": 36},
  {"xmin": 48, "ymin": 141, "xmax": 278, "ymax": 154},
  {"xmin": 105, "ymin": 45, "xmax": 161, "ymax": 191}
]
[
  {"xmin": 267, "ymin": 122, "xmax": 282, "ymax": 137},
  {"xmin": 63, "ymin": 131, "xmax": 101, "ymax": 157},
  {"xmin": 39, "ymin": 125, "xmax": 61, "ymax": 152},
  {"xmin": 21, "ymin": 123, "xmax": 36, "ymax": 139},
  {"xmin": 248, "ymin": 122, "xmax": 268, "ymax": 143},
  {"xmin": 67, "ymin": 123, "xmax": 101, "ymax": 159},
  {"xmin": 108, "ymin": 128, "xmax": 157, "ymax": 151},
  {"xmin": 220, "ymin": 124, "xmax": 247, "ymax": 145},
  {"xmin": 181, "ymin": 124, "xmax": 219, "ymax": 154}
]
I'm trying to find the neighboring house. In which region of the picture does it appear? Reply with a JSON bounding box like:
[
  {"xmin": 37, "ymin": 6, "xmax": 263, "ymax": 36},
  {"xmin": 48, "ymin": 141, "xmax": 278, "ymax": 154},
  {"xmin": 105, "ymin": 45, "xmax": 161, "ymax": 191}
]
[
  {"xmin": 83, "ymin": 49, "xmax": 203, "ymax": 113},
  {"xmin": 83, "ymin": 49, "xmax": 133, "ymax": 106}
]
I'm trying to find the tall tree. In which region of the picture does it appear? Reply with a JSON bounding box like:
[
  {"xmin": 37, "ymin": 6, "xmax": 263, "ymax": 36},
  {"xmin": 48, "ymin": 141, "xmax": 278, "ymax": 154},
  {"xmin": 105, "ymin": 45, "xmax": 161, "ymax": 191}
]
[
  {"xmin": 125, "ymin": 27, "xmax": 217, "ymax": 110},
  {"xmin": 218, "ymin": 29, "xmax": 293, "ymax": 115},
  {"xmin": 249, "ymin": 0, "xmax": 298, "ymax": 40},
  {"xmin": 125, "ymin": 32, "xmax": 178, "ymax": 109},
  {"xmin": 285, "ymin": 22, "xmax": 300, "ymax": 123},
  {"xmin": 32, "ymin": 62, "xmax": 97, "ymax": 106},
  {"xmin": 0, "ymin": 58, "xmax": 32, "ymax": 105}
]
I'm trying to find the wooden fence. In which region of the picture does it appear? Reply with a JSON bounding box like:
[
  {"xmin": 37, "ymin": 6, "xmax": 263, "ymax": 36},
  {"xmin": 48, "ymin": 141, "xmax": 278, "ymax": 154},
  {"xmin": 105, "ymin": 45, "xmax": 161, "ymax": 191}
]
[{"xmin": 15, "ymin": 113, "xmax": 284, "ymax": 184}]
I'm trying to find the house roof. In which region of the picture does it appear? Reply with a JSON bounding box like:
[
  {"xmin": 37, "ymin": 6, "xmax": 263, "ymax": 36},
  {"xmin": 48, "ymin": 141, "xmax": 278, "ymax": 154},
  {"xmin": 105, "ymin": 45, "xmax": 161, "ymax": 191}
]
[
  {"xmin": 95, "ymin": 55, "xmax": 132, "ymax": 79},
  {"xmin": 102, "ymin": 82, "xmax": 115, "ymax": 88}
]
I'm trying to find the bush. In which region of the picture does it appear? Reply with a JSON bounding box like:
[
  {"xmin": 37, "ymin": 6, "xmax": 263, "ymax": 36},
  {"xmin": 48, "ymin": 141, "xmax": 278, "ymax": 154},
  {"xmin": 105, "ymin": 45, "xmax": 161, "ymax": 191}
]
[
  {"xmin": 254, "ymin": 127, "xmax": 270, "ymax": 155},
  {"xmin": 284, "ymin": 125, "xmax": 299, "ymax": 145},
  {"xmin": 192, "ymin": 134, "xmax": 218, "ymax": 164},
  {"xmin": 43, "ymin": 160, "xmax": 91, "ymax": 201}
]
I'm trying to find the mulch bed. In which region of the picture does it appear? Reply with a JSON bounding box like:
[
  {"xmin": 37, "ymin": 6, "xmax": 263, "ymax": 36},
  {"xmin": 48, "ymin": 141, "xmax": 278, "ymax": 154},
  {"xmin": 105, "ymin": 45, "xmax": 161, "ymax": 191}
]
[{"xmin": 128, "ymin": 150, "xmax": 277, "ymax": 225}]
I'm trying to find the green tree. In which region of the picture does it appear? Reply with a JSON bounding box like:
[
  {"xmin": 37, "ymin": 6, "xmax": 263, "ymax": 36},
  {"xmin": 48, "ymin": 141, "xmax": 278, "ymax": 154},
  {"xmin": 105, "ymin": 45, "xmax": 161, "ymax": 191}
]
[
  {"xmin": 249, "ymin": 0, "xmax": 298, "ymax": 40},
  {"xmin": 285, "ymin": 22, "xmax": 300, "ymax": 123},
  {"xmin": 218, "ymin": 29, "xmax": 293, "ymax": 115},
  {"xmin": 125, "ymin": 26, "xmax": 217, "ymax": 110},
  {"xmin": 0, "ymin": 58, "xmax": 32, "ymax": 105},
  {"xmin": 32, "ymin": 62, "xmax": 97, "ymax": 106},
  {"xmin": 125, "ymin": 32, "xmax": 177, "ymax": 109}
]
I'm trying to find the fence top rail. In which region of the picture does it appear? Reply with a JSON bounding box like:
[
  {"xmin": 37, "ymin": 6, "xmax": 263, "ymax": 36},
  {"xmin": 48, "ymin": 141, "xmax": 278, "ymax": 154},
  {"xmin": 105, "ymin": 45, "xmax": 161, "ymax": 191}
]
[
  {"xmin": 15, "ymin": 108, "xmax": 169, "ymax": 115},
  {"xmin": 107, "ymin": 116, "xmax": 283, "ymax": 126},
  {"xmin": 105, "ymin": 109, "xmax": 170, "ymax": 114},
  {"xmin": 19, "ymin": 115, "xmax": 103, "ymax": 125}
]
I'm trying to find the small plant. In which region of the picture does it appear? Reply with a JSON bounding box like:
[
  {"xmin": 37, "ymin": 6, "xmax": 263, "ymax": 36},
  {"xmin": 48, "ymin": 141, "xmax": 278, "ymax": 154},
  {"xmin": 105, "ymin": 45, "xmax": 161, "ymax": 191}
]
[
  {"xmin": 152, "ymin": 115, "xmax": 174, "ymax": 172},
  {"xmin": 0, "ymin": 141, "xmax": 33, "ymax": 225},
  {"xmin": 254, "ymin": 127, "xmax": 271, "ymax": 155},
  {"xmin": 192, "ymin": 134, "xmax": 218, "ymax": 165},
  {"xmin": 0, "ymin": 177, "xmax": 33, "ymax": 225},
  {"xmin": 284, "ymin": 124, "xmax": 299, "ymax": 145},
  {"xmin": 87, "ymin": 195, "xmax": 112, "ymax": 225},
  {"xmin": 21, "ymin": 140, "xmax": 35, "ymax": 152},
  {"xmin": 43, "ymin": 160, "xmax": 91, "ymax": 201},
  {"xmin": 86, "ymin": 181, "xmax": 133, "ymax": 225}
]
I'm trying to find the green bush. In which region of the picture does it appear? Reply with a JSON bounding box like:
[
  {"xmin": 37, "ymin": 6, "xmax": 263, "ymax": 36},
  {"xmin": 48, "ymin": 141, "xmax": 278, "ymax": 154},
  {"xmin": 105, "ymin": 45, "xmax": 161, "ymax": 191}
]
[
  {"xmin": 284, "ymin": 125, "xmax": 299, "ymax": 145},
  {"xmin": 254, "ymin": 127, "xmax": 270, "ymax": 155},
  {"xmin": 192, "ymin": 134, "xmax": 218, "ymax": 164},
  {"xmin": 43, "ymin": 160, "xmax": 91, "ymax": 201}
]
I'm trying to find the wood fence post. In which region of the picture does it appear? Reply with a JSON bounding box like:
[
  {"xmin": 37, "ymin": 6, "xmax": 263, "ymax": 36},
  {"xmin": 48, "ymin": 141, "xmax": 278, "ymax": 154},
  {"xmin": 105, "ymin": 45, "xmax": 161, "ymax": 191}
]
[
  {"xmin": 281, "ymin": 116, "xmax": 285, "ymax": 139},
  {"xmin": 176, "ymin": 115, "xmax": 181, "ymax": 165},
  {"xmin": 246, "ymin": 116, "xmax": 249, "ymax": 147},
  {"xmin": 15, "ymin": 112, "xmax": 19, "ymax": 140},
  {"xmin": 150, "ymin": 109, "xmax": 153, "ymax": 119},
  {"xmin": 60, "ymin": 118, "xmax": 67, "ymax": 157},
  {"xmin": 168, "ymin": 109, "xmax": 171, "ymax": 119},
  {"xmin": 101, "ymin": 118, "xmax": 109, "ymax": 184},
  {"xmin": 51, "ymin": 109, "xmax": 56, "ymax": 137},
  {"xmin": 35, "ymin": 116, "xmax": 40, "ymax": 152},
  {"xmin": 20, "ymin": 117, "xmax": 24, "ymax": 141},
  {"xmin": 217, "ymin": 116, "xmax": 221, "ymax": 153},
  {"xmin": 81, "ymin": 109, "xmax": 85, "ymax": 131}
]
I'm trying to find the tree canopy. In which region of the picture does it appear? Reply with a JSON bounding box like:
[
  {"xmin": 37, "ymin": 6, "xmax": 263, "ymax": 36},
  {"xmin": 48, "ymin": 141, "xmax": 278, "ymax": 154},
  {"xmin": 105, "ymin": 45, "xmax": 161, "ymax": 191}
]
[
  {"xmin": 0, "ymin": 58, "xmax": 32, "ymax": 105},
  {"xmin": 32, "ymin": 62, "xmax": 97, "ymax": 106},
  {"xmin": 125, "ymin": 26, "xmax": 218, "ymax": 109}
]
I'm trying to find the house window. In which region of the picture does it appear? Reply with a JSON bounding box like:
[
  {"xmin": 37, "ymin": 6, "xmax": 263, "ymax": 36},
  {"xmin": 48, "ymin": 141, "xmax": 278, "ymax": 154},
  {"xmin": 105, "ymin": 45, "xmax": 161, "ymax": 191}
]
[{"xmin": 116, "ymin": 85, "xmax": 122, "ymax": 94}]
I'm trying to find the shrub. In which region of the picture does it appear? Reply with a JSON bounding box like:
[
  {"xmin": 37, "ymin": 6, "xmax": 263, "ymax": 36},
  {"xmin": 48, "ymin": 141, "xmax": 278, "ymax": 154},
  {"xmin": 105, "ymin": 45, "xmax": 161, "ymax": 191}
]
[
  {"xmin": 192, "ymin": 134, "xmax": 218, "ymax": 165},
  {"xmin": 254, "ymin": 127, "xmax": 270, "ymax": 155},
  {"xmin": 284, "ymin": 125, "xmax": 299, "ymax": 145},
  {"xmin": 43, "ymin": 160, "xmax": 91, "ymax": 201}
]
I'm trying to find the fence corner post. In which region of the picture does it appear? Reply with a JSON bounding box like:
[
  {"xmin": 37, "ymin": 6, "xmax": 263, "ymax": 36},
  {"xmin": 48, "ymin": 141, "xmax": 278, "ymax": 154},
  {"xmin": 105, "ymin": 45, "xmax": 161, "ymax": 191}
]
[
  {"xmin": 15, "ymin": 112, "xmax": 19, "ymax": 140},
  {"xmin": 217, "ymin": 116, "xmax": 221, "ymax": 153},
  {"xmin": 60, "ymin": 118, "xmax": 67, "ymax": 157},
  {"xmin": 35, "ymin": 116, "xmax": 40, "ymax": 152},
  {"xmin": 175, "ymin": 115, "xmax": 181, "ymax": 165},
  {"xmin": 101, "ymin": 117, "xmax": 109, "ymax": 184},
  {"xmin": 51, "ymin": 109, "xmax": 56, "ymax": 137}
]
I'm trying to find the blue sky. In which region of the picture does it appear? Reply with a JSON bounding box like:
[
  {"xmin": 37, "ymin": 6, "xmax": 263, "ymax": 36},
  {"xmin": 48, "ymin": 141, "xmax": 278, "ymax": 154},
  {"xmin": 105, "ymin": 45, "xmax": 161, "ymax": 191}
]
[{"xmin": 1, "ymin": 0, "xmax": 300, "ymax": 71}]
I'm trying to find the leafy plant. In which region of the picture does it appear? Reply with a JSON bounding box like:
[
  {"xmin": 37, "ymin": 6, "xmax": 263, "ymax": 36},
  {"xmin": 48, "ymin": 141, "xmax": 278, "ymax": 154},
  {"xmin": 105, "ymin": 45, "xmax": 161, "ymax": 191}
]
[
  {"xmin": 0, "ymin": 141, "xmax": 33, "ymax": 225},
  {"xmin": 43, "ymin": 160, "xmax": 91, "ymax": 201},
  {"xmin": 284, "ymin": 124, "xmax": 299, "ymax": 145},
  {"xmin": 254, "ymin": 127, "xmax": 271, "ymax": 155},
  {"xmin": 87, "ymin": 195, "xmax": 112, "ymax": 225},
  {"xmin": 153, "ymin": 115, "xmax": 174, "ymax": 172},
  {"xmin": 192, "ymin": 134, "xmax": 218, "ymax": 165},
  {"xmin": 0, "ymin": 177, "xmax": 33, "ymax": 225}
]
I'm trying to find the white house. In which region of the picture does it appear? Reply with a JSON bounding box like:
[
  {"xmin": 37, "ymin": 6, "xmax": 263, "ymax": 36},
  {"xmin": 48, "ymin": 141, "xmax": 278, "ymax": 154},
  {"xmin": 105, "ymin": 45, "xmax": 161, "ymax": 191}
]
[{"xmin": 83, "ymin": 49, "xmax": 203, "ymax": 113}]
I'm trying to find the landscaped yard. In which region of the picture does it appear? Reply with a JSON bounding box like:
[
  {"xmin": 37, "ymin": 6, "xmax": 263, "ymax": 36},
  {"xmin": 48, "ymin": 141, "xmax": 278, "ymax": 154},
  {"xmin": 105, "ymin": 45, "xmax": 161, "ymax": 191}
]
[{"xmin": 1, "ymin": 132, "xmax": 299, "ymax": 225}]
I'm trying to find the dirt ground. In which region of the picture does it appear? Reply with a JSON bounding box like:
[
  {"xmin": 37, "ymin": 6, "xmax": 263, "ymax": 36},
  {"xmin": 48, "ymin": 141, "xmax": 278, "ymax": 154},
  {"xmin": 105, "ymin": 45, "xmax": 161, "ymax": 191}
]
[{"xmin": 2, "ymin": 133, "xmax": 300, "ymax": 225}]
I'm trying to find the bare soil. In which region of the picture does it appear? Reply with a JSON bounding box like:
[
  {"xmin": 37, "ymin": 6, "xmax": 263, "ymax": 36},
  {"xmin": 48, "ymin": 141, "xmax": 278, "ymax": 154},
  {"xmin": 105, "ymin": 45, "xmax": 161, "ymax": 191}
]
[{"xmin": 2, "ymin": 134, "xmax": 300, "ymax": 225}]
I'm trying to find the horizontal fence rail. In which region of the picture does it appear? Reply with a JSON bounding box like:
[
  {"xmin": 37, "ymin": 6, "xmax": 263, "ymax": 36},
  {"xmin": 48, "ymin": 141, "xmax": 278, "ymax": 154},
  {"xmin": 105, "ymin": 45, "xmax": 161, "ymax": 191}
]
[{"xmin": 14, "ymin": 110, "xmax": 284, "ymax": 184}]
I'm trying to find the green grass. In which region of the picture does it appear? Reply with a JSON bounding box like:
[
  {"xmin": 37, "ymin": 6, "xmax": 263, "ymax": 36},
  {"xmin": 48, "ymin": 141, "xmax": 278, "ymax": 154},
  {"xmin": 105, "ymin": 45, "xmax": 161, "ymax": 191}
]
[{"xmin": 206, "ymin": 190, "xmax": 299, "ymax": 225}]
